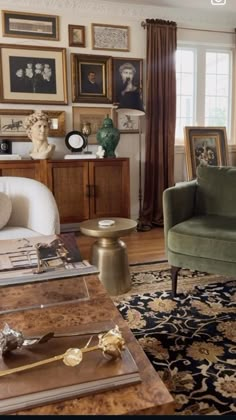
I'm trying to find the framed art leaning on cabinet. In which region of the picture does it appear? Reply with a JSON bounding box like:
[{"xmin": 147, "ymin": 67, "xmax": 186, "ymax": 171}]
[{"xmin": 0, "ymin": 44, "xmax": 68, "ymax": 105}]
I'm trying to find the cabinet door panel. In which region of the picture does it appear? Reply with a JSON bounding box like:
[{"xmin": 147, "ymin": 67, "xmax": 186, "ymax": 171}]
[
  {"xmin": 0, "ymin": 161, "xmax": 41, "ymax": 180},
  {"xmin": 1, "ymin": 168, "xmax": 36, "ymax": 178},
  {"xmin": 89, "ymin": 159, "xmax": 130, "ymax": 218},
  {"xmin": 52, "ymin": 162, "xmax": 89, "ymax": 223}
]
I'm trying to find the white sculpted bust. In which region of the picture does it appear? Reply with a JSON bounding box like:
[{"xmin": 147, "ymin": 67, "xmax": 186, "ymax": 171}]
[{"xmin": 24, "ymin": 110, "xmax": 55, "ymax": 160}]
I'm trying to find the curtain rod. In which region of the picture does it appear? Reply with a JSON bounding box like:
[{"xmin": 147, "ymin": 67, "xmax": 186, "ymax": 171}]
[{"xmin": 141, "ymin": 21, "xmax": 235, "ymax": 35}]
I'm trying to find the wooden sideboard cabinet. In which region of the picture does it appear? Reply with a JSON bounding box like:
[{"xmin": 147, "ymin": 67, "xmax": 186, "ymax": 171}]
[{"xmin": 0, "ymin": 158, "xmax": 130, "ymax": 225}]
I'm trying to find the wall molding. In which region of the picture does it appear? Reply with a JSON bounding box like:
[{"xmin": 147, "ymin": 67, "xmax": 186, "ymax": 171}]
[{"xmin": 1, "ymin": 0, "xmax": 236, "ymax": 29}]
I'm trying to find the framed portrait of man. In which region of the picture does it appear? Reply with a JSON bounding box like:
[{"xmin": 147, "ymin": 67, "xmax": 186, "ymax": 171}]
[{"xmin": 71, "ymin": 54, "xmax": 112, "ymax": 103}]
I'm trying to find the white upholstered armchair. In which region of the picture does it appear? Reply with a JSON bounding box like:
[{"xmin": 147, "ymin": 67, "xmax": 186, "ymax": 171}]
[{"xmin": 0, "ymin": 177, "xmax": 60, "ymax": 240}]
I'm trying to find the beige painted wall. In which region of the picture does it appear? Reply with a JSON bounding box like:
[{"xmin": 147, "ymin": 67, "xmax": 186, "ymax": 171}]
[{"xmin": 0, "ymin": 0, "xmax": 235, "ymax": 219}]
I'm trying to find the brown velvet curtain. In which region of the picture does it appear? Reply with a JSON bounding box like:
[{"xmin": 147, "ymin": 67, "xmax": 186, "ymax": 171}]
[{"xmin": 140, "ymin": 19, "xmax": 177, "ymax": 230}]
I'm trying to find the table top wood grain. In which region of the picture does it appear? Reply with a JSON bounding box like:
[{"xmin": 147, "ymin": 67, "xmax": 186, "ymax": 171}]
[{"xmin": 0, "ymin": 274, "xmax": 175, "ymax": 415}]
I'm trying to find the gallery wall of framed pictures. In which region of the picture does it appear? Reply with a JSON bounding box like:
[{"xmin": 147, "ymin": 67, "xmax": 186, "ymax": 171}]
[{"xmin": 0, "ymin": 7, "xmax": 144, "ymax": 141}]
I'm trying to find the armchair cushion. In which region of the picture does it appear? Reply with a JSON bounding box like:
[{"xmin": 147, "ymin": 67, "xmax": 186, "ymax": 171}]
[
  {"xmin": 0, "ymin": 192, "xmax": 12, "ymax": 229},
  {"xmin": 196, "ymin": 165, "xmax": 236, "ymax": 217},
  {"xmin": 169, "ymin": 215, "xmax": 236, "ymax": 262}
]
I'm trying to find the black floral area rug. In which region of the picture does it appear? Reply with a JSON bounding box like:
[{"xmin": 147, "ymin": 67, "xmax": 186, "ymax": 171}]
[{"xmin": 113, "ymin": 262, "xmax": 236, "ymax": 416}]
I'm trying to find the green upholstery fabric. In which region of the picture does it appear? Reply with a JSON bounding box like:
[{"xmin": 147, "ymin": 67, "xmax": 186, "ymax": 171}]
[
  {"xmin": 163, "ymin": 165, "xmax": 236, "ymax": 294},
  {"xmin": 169, "ymin": 215, "xmax": 236, "ymax": 262},
  {"xmin": 196, "ymin": 165, "xmax": 236, "ymax": 216}
]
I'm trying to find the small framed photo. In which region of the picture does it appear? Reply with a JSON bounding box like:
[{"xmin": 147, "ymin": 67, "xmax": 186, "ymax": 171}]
[
  {"xmin": 184, "ymin": 126, "xmax": 229, "ymax": 180},
  {"xmin": 0, "ymin": 109, "xmax": 33, "ymax": 140},
  {"xmin": 72, "ymin": 106, "xmax": 114, "ymax": 144},
  {"xmin": 0, "ymin": 109, "xmax": 66, "ymax": 140},
  {"xmin": 68, "ymin": 25, "xmax": 85, "ymax": 47},
  {"xmin": 114, "ymin": 110, "xmax": 139, "ymax": 133},
  {"xmin": 71, "ymin": 53, "xmax": 112, "ymax": 103},
  {"xmin": 44, "ymin": 110, "xmax": 66, "ymax": 137},
  {"xmin": 0, "ymin": 44, "xmax": 68, "ymax": 105},
  {"xmin": 91, "ymin": 23, "xmax": 130, "ymax": 52},
  {"xmin": 112, "ymin": 57, "xmax": 143, "ymax": 105},
  {"xmin": 2, "ymin": 10, "xmax": 59, "ymax": 41}
]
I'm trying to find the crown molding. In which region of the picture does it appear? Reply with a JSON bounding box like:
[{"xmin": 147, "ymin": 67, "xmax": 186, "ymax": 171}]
[{"xmin": 0, "ymin": 0, "xmax": 235, "ymax": 30}]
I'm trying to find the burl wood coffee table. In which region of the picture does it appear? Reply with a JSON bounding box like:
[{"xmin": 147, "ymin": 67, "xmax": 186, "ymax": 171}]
[
  {"xmin": 0, "ymin": 274, "xmax": 174, "ymax": 415},
  {"xmin": 79, "ymin": 217, "xmax": 137, "ymax": 295}
]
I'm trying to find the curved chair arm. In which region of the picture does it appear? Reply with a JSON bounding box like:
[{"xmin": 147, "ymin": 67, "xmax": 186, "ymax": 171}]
[
  {"xmin": 163, "ymin": 180, "xmax": 197, "ymax": 239},
  {"xmin": 0, "ymin": 177, "xmax": 60, "ymax": 236}
]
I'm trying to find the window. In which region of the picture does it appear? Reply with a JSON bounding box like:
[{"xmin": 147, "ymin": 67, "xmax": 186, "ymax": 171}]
[
  {"xmin": 176, "ymin": 48, "xmax": 195, "ymax": 140},
  {"xmin": 176, "ymin": 45, "xmax": 232, "ymax": 143}
]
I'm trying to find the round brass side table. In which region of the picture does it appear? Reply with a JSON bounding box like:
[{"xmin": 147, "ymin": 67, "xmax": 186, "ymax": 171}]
[{"xmin": 79, "ymin": 217, "xmax": 137, "ymax": 295}]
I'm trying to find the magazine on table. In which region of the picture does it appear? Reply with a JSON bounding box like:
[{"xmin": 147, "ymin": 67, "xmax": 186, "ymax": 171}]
[{"xmin": 0, "ymin": 233, "xmax": 99, "ymax": 286}]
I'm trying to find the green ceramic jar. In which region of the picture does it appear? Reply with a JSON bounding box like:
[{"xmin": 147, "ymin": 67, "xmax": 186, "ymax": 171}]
[{"xmin": 96, "ymin": 116, "xmax": 120, "ymax": 158}]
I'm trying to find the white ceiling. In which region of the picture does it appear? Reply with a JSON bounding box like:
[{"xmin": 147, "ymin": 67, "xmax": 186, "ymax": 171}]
[{"xmin": 102, "ymin": 0, "xmax": 235, "ymax": 13}]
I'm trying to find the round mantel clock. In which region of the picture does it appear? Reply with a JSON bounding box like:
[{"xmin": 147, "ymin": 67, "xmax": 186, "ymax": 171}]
[{"xmin": 65, "ymin": 130, "xmax": 87, "ymax": 152}]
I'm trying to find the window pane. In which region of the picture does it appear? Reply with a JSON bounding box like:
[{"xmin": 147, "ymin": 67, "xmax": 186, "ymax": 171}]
[
  {"xmin": 206, "ymin": 52, "xmax": 217, "ymax": 74},
  {"xmin": 176, "ymin": 48, "xmax": 195, "ymax": 139},
  {"xmin": 205, "ymin": 51, "xmax": 230, "ymax": 131},
  {"xmin": 217, "ymin": 54, "xmax": 229, "ymax": 74},
  {"xmin": 205, "ymin": 75, "xmax": 216, "ymax": 95},
  {"xmin": 216, "ymin": 75, "xmax": 229, "ymax": 96}
]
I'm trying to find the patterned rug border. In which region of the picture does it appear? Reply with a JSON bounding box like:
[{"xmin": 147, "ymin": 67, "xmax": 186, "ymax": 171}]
[{"xmin": 113, "ymin": 261, "xmax": 234, "ymax": 300}]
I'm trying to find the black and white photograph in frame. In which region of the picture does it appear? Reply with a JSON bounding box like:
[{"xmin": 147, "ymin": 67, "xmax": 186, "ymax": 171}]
[{"xmin": 0, "ymin": 44, "xmax": 68, "ymax": 105}]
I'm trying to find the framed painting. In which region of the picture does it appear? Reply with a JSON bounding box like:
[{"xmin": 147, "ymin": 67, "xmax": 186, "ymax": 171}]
[
  {"xmin": 91, "ymin": 23, "xmax": 130, "ymax": 52},
  {"xmin": 44, "ymin": 110, "xmax": 66, "ymax": 137},
  {"xmin": 0, "ymin": 109, "xmax": 33, "ymax": 140},
  {"xmin": 0, "ymin": 44, "xmax": 68, "ymax": 104},
  {"xmin": 2, "ymin": 10, "xmax": 59, "ymax": 41},
  {"xmin": 0, "ymin": 109, "xmax": 66, "ymax": 140},
  {"xmin": 184, "ymin": 126, "xmax": 229, "ymax": 180},
  {"xmin": 68, "ymin": 25, "xmax": 85, "ymax": 47},
  {"xmin": 112, "ymin": 57, "xmax": 143, "ymax": 105},
  {"xmin": 71, "ymin": 53, "xmax": 112, "ymax": 103},
  {"xmin": 113, "ymin": 109, "xmax": 139, "ymax": 133},
  {"xmin": 72, "ymin": 106, "xmax": 113, "ymax": 144}
]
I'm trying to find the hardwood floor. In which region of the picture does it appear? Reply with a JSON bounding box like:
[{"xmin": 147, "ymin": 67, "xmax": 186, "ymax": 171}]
[{"xmin": 76, "ymin": 227, "xmax": 166, "ymax": 265}]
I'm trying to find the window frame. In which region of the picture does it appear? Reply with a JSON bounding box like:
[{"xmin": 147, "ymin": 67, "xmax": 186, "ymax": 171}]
[{"xmin": 176, "ymin": 43, "xmax": 233, "ymax": 144}]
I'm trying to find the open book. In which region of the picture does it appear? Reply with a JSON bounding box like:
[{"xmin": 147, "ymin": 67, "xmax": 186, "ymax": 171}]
[
  {"xmin": 0, "ymin": 233, "xmax": 99, "ymax": 313},
  {"xmin": 0, "ymin": 233, "xmax": 98, "ymax": 286}
]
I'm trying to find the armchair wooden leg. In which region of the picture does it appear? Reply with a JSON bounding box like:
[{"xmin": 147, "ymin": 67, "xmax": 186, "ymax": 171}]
[{"xmin": 171, "ymin": 266, "xmax": 180, "ymax": 297}]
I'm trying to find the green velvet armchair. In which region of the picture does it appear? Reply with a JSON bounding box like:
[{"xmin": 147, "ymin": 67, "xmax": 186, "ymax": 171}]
[{"xmin": 163, "ymin": 165, "xmax": 236, "ymax": 296}]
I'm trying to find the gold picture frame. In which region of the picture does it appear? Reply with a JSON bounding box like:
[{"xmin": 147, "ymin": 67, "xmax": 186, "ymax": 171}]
[
  {"xmin": 44, "ymin": 111, "xmax": 66, "ymax": 137},
  {"xmin": 71, "ymin": 53, "xmax": 112, "ymax": 103},
  {"xmin": 72, "ymin": 106, "xmax": 114, "ymax": 144},
  {"xmin": 0, "ymin": 44, "xmax": 68, "ymax": 105},
  {"xmin": 184, "ymin": 126, "xmax": 229, "ymax": 180},
  {"xmin": 0, "ymin": 109, "xmax": 33, "ymax": 140},
  {"xmin": 113, "ymin": 110, "xmax": 139, "ymax": 133},
  {"xmin": 2, "ymin": 10, "xmax": 59, "ymax": 41},
  {"xmin": 0, "ymin": 109, "xmax": 66, "ymax": 140},
  {"xmin": 91, "ymin": 23, "xmax": 130, "ymax": 52},
  {"xmin": 68, "ymin": 25, "xmax": 85, "ymax": 47}
]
